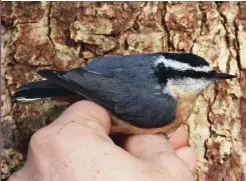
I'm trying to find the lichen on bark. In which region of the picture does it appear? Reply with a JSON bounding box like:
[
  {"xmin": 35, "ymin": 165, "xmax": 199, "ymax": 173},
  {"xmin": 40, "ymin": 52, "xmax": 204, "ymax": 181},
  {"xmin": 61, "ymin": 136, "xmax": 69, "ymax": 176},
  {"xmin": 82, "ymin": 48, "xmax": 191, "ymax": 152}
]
[{"xmin": 1, "ymin": 2, "xmax": 246, "ymax": 181}]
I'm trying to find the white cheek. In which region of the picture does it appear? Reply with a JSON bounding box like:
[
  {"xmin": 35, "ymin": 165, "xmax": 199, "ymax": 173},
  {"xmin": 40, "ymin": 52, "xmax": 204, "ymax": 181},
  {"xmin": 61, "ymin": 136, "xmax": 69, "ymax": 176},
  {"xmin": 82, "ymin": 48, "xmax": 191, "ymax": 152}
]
[{"xmin": 170, "ymin": 78, "xmax": 211, "ymax": 91}]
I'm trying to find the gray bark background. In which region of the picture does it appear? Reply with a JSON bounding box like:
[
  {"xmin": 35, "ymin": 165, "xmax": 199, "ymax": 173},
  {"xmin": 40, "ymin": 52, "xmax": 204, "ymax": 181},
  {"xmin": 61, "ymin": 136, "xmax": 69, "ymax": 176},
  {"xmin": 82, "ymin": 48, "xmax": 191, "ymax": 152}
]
[{"xmin": 1, "ymin": 2, "xmax": 246, "ymax": 180}]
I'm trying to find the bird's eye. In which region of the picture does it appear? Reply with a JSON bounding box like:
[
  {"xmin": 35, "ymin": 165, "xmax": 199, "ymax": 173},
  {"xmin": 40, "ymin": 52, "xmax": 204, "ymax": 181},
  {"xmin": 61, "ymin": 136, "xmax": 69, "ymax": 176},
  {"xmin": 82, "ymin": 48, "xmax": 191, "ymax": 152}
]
[{"xmin": 207, "ymin": 70, "xmax": 216, "ymax": 78}]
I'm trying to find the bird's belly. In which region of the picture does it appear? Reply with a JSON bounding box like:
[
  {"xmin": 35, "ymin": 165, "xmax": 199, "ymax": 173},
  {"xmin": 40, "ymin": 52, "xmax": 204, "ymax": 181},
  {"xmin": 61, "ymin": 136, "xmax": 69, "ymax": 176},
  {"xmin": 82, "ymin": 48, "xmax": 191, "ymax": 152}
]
[
  {"xmin": 110, "ymin": 114, "xmax": 185, "ymax": 136},
  {"xmin": 109, "ymin": 97, "xmax": 197, "ymax": 136}
]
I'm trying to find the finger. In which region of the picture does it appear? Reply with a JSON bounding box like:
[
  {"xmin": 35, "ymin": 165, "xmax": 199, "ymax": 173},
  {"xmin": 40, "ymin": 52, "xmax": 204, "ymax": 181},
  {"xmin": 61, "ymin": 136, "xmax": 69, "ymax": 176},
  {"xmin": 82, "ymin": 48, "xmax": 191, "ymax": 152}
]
[
  {"xmin": 176, "ymin": 146, "xmax": 197, "ymax": 172},
  {"xmin": 124, "ymin": 134, "xmax": 175, "ymax": 160},
  {"xmin": 168, "ymin": 126, "xmax": 189, "ymax": 150},
  {"xmin": 54, "ymin": 100, "xmax": 111, "ymax": 135},
  {"xmin": 124, "ymin": 134, "xmax": 194, "ymax": 180}
]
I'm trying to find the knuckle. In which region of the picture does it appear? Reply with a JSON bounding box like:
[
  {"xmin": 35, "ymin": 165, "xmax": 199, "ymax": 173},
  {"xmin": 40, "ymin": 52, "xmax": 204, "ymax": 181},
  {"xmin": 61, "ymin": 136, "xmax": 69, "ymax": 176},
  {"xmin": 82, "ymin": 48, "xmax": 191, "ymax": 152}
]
[
  {"xmin": 29, "ymin": 127, "xmax": 53, "ymax": 152},
  {"xmin": 154, "ymin": 152, "xmax": 194, "ymax": 181},
  {"xmin": 30, "ymin": 128, "xmax": 48, "ymax": 146},
  {"xmin": 29, "ymin": 126, "xmax": 66, "ymax": 158},
  {"xmin": 82, "ymin": 117, "xmax": 102, "ymax": 130}
]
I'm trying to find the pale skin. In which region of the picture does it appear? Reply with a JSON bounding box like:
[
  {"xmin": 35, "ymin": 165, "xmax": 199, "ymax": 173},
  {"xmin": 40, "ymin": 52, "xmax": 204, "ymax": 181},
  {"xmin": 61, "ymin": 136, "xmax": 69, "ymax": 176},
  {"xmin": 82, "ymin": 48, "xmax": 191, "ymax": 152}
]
[{"xmin": 8, "ymin": 101, "xmax": 197, "ymax": 181}]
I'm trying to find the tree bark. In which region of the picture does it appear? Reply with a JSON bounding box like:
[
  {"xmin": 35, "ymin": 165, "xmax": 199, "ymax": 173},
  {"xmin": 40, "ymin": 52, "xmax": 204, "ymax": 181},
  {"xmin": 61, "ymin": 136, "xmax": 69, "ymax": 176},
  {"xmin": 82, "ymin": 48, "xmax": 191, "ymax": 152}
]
[{"xmin": 1, "ymin": 2, "xmax": 246, "ymax": 180}]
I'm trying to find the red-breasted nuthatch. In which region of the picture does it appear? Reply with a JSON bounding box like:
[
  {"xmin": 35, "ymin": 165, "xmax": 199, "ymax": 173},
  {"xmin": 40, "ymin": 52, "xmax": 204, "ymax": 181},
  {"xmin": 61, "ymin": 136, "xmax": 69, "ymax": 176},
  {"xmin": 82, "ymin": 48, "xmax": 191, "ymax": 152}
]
[{"xmin": 13, "ymin": 53, "xmax": 236, "ymax": 135}]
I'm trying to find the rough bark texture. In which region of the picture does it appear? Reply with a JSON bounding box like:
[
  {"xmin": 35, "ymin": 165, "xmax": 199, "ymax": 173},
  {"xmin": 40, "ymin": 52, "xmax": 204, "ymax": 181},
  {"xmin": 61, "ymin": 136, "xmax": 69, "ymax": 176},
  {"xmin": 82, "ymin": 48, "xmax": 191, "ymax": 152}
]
[{"xmin": 1, "ymin": 2, "xmax": 246, "ymax": 180}]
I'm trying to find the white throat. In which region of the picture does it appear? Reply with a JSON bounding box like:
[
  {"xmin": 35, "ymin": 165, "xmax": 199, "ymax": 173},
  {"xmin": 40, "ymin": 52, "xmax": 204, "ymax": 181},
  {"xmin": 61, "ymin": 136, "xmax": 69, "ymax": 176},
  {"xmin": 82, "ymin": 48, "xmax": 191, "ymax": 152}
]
[
  {"xmin": 162, "ymin": 78, "xmax": 212, "ymax": 96},
  {"xmin": 170, "ymin": 78, "xmax": 212, "ymax": 91}
]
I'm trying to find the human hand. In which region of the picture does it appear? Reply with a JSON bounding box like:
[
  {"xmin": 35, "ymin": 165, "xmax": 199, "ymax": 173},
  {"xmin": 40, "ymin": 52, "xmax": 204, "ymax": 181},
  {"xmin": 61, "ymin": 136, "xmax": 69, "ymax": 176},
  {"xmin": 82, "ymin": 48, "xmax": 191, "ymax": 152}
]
[{"xmin": 8, "ymin": 101, "xmax": 197, "ymax": 181}]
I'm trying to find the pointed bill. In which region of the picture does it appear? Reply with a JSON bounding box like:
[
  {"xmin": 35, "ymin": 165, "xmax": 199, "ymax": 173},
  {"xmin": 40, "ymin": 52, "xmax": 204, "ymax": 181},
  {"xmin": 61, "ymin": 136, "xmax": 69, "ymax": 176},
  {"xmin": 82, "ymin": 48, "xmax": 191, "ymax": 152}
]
[{"xmin": 214, "ymin": 73, "xmax": 237, "ymax": 79}]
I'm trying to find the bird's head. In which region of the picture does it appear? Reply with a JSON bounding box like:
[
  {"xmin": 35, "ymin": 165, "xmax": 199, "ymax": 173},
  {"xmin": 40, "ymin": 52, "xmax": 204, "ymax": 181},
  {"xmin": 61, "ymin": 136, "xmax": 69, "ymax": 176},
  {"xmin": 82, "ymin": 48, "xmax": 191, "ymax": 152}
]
[{"xmin": 153, "ymin": 53, "xmax": 236, "ymax": 93}]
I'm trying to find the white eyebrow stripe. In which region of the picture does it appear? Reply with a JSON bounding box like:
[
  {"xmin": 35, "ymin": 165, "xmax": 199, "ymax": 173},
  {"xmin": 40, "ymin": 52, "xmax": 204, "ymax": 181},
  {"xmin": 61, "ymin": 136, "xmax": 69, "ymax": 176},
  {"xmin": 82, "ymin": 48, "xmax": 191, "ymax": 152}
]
[{"xmin": 154, "ymin": 56, "xmax": 212, "ymax": 72}]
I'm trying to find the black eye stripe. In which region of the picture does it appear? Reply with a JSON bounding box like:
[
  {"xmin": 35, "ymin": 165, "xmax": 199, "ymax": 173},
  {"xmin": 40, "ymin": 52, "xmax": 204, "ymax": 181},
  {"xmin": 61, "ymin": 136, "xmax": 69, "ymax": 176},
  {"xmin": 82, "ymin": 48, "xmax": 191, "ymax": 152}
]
[{"xmin": 153, "ymin": 63, "xmax": 215, "ymax": 84}]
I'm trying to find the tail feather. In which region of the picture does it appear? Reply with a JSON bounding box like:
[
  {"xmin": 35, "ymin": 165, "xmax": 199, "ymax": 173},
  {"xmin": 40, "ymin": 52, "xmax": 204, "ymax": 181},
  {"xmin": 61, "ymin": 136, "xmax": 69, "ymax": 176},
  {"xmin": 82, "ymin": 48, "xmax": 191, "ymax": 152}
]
[{"xmin": 13, "ymin": 80, "xmax": 75, "ymax": 102}]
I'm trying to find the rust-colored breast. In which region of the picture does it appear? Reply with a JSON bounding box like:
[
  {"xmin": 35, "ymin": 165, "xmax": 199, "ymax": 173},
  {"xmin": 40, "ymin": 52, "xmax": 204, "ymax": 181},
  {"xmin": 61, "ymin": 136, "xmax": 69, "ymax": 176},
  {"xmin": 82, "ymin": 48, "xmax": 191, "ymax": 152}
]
[{"xmin": 110, "ymin": 88, "xmax": 200, "ymax": 136}]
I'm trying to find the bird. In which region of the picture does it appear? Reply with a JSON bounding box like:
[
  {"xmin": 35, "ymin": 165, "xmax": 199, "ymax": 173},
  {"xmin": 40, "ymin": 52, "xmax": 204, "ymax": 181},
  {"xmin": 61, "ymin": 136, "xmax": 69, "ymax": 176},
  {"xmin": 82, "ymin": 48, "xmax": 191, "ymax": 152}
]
[{"xmin": 13, "ymin": 52, "xmax": 236, "ymax": 136}]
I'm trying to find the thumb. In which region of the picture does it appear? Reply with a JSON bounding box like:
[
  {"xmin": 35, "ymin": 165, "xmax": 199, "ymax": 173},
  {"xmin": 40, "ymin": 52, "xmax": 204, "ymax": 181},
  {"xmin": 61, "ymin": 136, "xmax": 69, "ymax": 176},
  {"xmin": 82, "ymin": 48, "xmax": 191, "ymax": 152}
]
[{"xmin": 53, "ymin": 100, "xmax": 112, "ymax": 135}]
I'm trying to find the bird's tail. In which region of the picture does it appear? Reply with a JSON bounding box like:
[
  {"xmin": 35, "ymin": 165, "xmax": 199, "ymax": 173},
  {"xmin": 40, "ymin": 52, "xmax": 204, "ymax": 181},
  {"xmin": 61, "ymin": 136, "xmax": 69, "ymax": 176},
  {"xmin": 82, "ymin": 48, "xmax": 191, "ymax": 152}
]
[{"xmin": 13, "ymin": 80, "xmax": 76, "ymax": 102}]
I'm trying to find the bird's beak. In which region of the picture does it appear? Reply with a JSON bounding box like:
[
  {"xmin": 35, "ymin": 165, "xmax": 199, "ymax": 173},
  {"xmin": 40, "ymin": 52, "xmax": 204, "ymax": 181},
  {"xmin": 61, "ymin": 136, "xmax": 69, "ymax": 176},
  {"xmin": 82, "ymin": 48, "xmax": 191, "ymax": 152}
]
[{"xmin": 214, "ymin": 72, "xmax": 237, "ymax": 79}]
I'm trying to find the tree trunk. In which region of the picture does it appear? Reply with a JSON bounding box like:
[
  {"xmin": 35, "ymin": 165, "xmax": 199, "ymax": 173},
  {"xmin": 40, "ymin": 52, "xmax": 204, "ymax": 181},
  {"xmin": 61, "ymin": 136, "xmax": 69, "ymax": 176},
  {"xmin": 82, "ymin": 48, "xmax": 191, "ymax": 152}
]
[{"xmin": 1, "ymin": 2, "xmax": 246, "ymax": 180}]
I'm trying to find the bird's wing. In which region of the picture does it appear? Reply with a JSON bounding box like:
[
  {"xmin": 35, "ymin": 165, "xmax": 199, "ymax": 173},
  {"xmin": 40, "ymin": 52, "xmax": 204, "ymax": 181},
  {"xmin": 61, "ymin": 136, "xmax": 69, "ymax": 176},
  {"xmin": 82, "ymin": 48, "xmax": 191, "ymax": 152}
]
[{"xmin": 38, "ymin": 67, "xmax": 176, "ymax": 128}]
